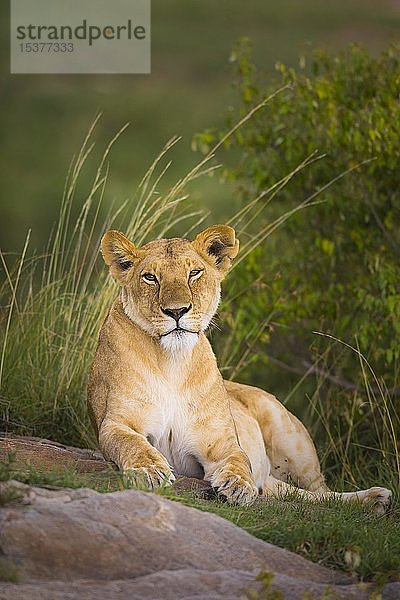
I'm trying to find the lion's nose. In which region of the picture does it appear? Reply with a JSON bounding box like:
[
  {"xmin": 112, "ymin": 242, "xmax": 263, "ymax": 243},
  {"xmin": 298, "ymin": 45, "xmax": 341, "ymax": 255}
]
[{"xmin": 161, "ymin": 304, "xmax": 192, "ymax": 322}]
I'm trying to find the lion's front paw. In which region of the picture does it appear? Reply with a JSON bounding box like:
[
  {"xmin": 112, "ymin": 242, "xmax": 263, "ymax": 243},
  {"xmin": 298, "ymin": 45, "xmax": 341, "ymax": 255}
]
[
  {"xmin": 211, "ymin": 467, "xmax": 259, "ymax": 506},
  {"xmin": 123, "ymin": 464, "xmax": 175, "ymax": 490},
  {"xmin": 363, "ymin": 487, "xmax": 392, "ymax": 515}
]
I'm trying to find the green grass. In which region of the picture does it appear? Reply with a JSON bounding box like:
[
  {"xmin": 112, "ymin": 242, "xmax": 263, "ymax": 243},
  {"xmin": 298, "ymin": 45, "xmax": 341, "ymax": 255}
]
[
  {"xmin": 2, "ymin": 458, "xmax": 399, "ymax": 582},
  {"xmin": 3, "ymin": 464, "xmax": 121, "ymax": 494},
  {"xmin": 0, "ymin": 558, "xmax": 19, "ymax": 584},
  {"xmin": 289, "ymin": 337, "xmax": 400, "ymax": 507}
]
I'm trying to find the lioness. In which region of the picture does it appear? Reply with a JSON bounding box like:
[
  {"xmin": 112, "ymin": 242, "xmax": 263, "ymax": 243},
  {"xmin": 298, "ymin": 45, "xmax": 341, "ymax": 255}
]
[{"xmin": 88, "ymin": 225, "xmax": 391, "ymax": 512}]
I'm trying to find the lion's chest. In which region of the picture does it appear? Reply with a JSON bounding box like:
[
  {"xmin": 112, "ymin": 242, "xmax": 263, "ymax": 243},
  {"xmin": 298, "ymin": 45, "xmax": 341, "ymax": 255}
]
[{"xmin": 142, "ymin": 373, "xmax": 204, "ymax": 478}]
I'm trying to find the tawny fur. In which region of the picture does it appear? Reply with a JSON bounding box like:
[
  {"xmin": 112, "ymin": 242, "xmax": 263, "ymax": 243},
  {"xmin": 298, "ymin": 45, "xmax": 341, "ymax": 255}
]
[{"xmin": 87, "ymin": 225, "xmax": 391, "ymax": 512}]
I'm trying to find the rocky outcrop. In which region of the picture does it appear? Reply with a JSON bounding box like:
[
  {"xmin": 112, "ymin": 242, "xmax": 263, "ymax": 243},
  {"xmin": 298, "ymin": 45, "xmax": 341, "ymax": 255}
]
[
  {"xmin": 2, "ymin": 480, "xmax": 398, "ymax": 600},
  {"xmin": 1, "ymin": 436, "xmax": 398, "ymax": 599},
  {"xmin": 0, "ymin": 433, "xmax": 214, "ymax": 497},
  {"xmin": 0, "ymin": 433, "xmax": 111, "ymax": 473}
]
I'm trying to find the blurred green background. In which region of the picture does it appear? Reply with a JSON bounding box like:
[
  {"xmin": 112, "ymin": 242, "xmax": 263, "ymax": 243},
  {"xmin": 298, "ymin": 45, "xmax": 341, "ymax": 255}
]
[{"xmin": 1, "ymin": 0, "xmax": 399, "ymax": 253}]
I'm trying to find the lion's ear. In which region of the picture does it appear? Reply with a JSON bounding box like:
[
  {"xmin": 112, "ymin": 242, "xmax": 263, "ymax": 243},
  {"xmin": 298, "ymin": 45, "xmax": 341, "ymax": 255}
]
[
  {"xmin": 100, "ymin": 230, "xmax": 138, "ymax": 283},
  {"xmin": 192, "ymin": 225, "xmax": 239, "ymax": 276}
]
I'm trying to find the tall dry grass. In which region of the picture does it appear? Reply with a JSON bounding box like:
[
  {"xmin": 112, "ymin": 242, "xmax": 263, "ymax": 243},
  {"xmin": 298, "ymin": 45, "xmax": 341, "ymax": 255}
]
[{"xmin": 0, "ymin": 117, "xmax": 207, "ymax": 445}]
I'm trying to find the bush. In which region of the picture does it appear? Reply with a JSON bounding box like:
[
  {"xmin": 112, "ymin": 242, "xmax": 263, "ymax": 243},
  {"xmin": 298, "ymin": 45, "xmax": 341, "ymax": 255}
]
[{"xmin": 194, "ymin": 41, "xmax": 400, "ymax": 487}]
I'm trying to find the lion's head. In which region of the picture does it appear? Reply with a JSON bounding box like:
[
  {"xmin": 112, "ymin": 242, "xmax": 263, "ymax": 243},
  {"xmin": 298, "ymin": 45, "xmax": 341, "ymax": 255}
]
[{"xmin": 100, "ymin": 225, "xmax": 239, "ymax": 353}]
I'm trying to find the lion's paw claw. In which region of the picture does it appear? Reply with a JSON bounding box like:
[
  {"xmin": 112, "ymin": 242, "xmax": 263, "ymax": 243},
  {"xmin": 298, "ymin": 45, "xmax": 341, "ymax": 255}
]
[
  {"xmin": 123, "ymin": 465, "xmax": 175, "ymax": 490},
  {"xmin": 363, "ymin": 487, "xmax": 392, "ymax": 515},
  {"xmin": 212, "ymin": 469, "xmax": 259, "ymax": 505}
]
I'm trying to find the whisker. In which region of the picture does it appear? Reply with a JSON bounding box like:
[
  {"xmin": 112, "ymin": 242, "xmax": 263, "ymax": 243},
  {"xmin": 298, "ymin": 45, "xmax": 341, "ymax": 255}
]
[{"xmin": 208, "ymin": 317, "xmax": 222, "ymax": 332}]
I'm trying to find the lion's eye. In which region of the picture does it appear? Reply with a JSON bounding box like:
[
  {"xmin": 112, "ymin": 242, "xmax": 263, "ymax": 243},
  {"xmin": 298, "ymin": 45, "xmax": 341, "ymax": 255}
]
[
  {"xmin": 142, "ymin": 273, "xmax": 158, "ymax": 284},
  {"xmin": 189, "ymin": 269, "xmax": 203, "ymax": 281}
]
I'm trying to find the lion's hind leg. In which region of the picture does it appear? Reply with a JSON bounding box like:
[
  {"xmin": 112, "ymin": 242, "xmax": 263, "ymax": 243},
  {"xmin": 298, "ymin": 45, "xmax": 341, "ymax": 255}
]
[
  {"xmin": 248, "ymin": 389, "xmax": 329, "ymax": 492},
  {"xmin": 267, "ymin": 428, "xmax": 329, "ymax": 493},
  {"xmin": 261, "ymin": 476, "xmax": 392, "ymax": 515},
  {"xmin": 225, "ymin": 382, "xmax": 328, "ymax": 492}
]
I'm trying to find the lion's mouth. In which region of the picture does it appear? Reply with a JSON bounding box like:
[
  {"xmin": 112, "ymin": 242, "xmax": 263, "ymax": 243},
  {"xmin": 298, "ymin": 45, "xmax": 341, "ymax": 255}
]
[{"xmin": 160, "ymin": 327, "xmax": 199, "ymax": 338}]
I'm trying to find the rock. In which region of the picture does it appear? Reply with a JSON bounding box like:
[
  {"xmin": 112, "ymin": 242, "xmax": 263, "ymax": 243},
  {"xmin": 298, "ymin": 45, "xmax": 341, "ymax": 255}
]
[
  {"xmin": 0, "ymin": 480, "xmax": 379, "ymax": 600},
  {"xmin": 0, "ymin": 478, "xmax": 98, "ymax": 505},
  {"xmin": 172, "ymin": 475, "xmax": 216, "ymax": 498},
  {"xmin": 0, "ymin": 433, "xmax": 112, "ymax": 473},
  {"xmin": 0, "ymin": 433, "xmax": 216, "ymax": 498},
  {"xmin": 382, "ymin": 582, "xmax": 400, "ymax": 599}
]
